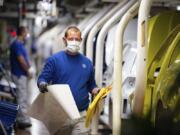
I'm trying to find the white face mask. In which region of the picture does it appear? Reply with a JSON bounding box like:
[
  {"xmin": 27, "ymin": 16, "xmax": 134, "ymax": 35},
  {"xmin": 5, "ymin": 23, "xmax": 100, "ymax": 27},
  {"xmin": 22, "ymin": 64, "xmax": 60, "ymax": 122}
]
[
  {"xmin": 66, "ymin": 40, "xmax": 81, "ymax": 53},
  {"xmin": 24, "ymin": 33, "xmax": 30, "ymax": 42},
  {"xmin": 26, "ymin": 33, "xmax": 30, "ymax": 39}
]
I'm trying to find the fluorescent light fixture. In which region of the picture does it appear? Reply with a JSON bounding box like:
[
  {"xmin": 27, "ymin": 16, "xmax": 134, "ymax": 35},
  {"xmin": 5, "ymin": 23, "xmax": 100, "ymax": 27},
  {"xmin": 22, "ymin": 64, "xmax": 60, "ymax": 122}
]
[
  {"xmin": 0, "ymin": 0, "xmax": 4, "ymax": 6},
  {"xmin": 177, "ymin": 5, "xmax": 180, "ymax": 11}
]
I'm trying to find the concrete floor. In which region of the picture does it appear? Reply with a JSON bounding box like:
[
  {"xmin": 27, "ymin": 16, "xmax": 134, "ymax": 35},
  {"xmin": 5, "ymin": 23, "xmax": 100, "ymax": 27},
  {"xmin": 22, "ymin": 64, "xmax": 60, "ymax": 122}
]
[{"xmin": 14, "ymin": 118, "xmax": 50, "ymax": 135}]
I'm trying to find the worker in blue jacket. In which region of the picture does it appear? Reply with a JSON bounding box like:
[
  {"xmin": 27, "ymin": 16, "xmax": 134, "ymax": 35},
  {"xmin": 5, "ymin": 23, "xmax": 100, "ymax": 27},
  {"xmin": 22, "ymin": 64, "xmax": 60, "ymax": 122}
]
[
  {"xmin": 10, "ymin": 26, "xmax": 32, "ymax": 129},
  {"xmin": 37, "ymin": 26, "xmax": 100, "ymax": 135}
]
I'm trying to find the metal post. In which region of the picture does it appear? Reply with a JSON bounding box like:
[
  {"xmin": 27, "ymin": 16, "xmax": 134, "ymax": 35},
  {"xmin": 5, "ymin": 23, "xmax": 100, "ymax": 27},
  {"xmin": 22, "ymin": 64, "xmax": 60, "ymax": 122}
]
[
  {"xmin": 80, "ymin": 5, "xmax": 113, "ymax": 54},
  {"xmin": 95, "ymin": 0, "xmax": 135, "ymax": 93},
  {"xmin": 86, "ymin": 0, "xmax": 127, "ymax": 62},
  {"xmin": 113, "ymin": 2, "xmax": 139, "ymax": 135},
  {"xmin": 133, "ymin": 0, "xmax": 153, "ymax": 116}
]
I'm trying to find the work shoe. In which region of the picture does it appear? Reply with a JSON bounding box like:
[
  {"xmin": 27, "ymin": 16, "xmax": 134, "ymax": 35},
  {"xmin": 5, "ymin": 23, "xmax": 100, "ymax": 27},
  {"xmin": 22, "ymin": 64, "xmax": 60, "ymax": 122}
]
[{"xmin": 16, "ymin": 122, "xmax": 32, "ymax": 129}]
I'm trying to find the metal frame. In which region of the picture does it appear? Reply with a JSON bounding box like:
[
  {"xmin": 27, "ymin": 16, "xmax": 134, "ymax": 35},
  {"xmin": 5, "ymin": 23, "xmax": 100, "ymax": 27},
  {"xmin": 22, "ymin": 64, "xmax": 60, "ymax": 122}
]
[
  {"xmin": 79, "ymin": 5, "xmax": 113, "ymax": 54},
  {"xmin": 86, "ymin": 0, "xmax": 128, "ymax": 61},
  {"xmin": 113, "ymin": 2, "xmax": 139, "ymax": 135},
  {"xmin": 133, "ymin": 0, "xmax": 153, "ymax": 116},
  {"xmin": 95, "ymin": 0, "xmax": 136, "ymax": 88}
]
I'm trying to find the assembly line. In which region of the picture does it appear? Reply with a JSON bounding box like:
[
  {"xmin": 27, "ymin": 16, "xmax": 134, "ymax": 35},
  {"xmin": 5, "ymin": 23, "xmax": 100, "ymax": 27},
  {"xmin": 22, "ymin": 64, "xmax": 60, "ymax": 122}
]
[{"xmin": 0, "ymin": 0, "xmax": 180, "ymax": 135}]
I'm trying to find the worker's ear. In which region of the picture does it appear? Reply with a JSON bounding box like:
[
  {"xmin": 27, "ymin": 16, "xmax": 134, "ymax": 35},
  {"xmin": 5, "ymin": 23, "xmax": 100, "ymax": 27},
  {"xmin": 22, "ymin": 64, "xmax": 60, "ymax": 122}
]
[{"xmin": 63, "ymin": 37, "xmax": 67, "ymax": 46}]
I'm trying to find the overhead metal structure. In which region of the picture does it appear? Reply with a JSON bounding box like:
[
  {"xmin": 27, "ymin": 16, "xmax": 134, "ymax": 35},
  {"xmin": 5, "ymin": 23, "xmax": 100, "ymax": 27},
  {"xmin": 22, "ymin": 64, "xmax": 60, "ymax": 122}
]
[
  {"xmin": 113, "ymin": 1, "xmax": 139, "ymax": 135},
  {"xmin": 86, "ymin": 0, "xmax": 127, "ymax": 61}
]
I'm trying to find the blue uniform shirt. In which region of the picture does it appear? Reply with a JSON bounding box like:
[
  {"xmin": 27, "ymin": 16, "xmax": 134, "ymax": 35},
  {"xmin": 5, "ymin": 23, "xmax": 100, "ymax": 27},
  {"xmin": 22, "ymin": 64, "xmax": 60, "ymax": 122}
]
[
  {"xmin": 37, "ymin": 51, "xmax": 97, "ymax": 111},
  {"xmin": 10, "ymin": 39, "xmax": 30, "ymax": 77}
]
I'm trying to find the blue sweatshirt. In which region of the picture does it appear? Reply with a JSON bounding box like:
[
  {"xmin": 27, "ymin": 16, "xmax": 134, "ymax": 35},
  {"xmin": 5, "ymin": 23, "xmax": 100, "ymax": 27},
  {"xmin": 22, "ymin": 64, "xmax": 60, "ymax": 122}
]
[
  {"xmin": 10, "ymin": 39, "xmax": 30, "ymax": 77},
  {"xmin": 37, "ymin": 51, "xmax": 97, "ymax": 111}
]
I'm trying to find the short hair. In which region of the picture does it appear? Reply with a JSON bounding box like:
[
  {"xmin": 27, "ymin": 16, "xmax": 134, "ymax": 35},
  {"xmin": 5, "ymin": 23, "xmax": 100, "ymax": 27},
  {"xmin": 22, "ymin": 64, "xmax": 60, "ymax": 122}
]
[
  {"xmin": 64, "ymin": 26, "xmax": 81, "ymax": 38},
  {"xmin": 16, "ymin": 26, "xmax": 26, "ymax": 36}
]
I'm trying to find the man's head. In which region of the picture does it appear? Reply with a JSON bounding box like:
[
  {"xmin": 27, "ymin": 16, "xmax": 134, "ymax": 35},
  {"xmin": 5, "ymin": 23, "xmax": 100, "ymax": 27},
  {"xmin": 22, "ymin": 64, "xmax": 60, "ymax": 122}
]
[
  {"xmin": 63, "ymin": 26, "xmax": 82, "ymax": 54},
  {"xmin": 17, "ymin": 26, "xmax": 29, "ymax": 41}
]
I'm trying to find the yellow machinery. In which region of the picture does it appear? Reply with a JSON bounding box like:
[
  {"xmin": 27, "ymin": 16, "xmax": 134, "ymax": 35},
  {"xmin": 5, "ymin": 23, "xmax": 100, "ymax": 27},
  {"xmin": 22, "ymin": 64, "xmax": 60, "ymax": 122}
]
[{"xmin": 144, "ymin": 11, "xmax": 180, "ymax": 124}]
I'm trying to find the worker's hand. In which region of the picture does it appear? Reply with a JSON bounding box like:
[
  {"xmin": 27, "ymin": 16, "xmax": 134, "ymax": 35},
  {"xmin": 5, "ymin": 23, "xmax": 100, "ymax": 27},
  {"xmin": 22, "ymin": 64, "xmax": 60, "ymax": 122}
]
[
  {"xmin": 27, "ymin": 67, "xmax": 34, "ymax": 79},
  {"xmin": 27, "ymin": 70, "xmax": 33, "ymax": 79},
  {"xmin": 91, "ymin": 87, "xmax": 100, "ymax": 95},
  {"xmin": 39, "ymin": 82, "xmax": 48, "ymax": 93}
]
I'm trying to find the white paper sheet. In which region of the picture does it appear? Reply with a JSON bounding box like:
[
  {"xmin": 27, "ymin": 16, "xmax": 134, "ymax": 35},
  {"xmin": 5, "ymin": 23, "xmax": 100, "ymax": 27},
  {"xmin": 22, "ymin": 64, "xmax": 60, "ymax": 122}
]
[{"xmin": 28, "ymin": 84, "xmax": 80, "ymax": 135}]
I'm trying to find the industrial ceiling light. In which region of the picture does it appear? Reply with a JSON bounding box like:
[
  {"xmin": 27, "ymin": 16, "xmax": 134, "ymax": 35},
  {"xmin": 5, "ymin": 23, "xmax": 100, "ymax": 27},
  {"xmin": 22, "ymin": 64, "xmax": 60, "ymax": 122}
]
[
  {"xmin": 0, "ymin": 0, "xmax": 4, "ymax": 6},
  {"xmin": 177, "ymin": 5, "xmax": 180, "ymax": 11}
]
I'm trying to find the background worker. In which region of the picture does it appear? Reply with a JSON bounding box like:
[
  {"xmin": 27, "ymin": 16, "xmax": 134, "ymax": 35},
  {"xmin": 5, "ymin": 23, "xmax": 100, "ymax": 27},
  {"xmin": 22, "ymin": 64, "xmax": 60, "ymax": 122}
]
[
  {"xmin": 10, "ymin": 26, "xmax": 32, "ymax": 129},
  {"xmin": 37, "ymin": 26, "xmax": 100, "ymax": 135}
]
